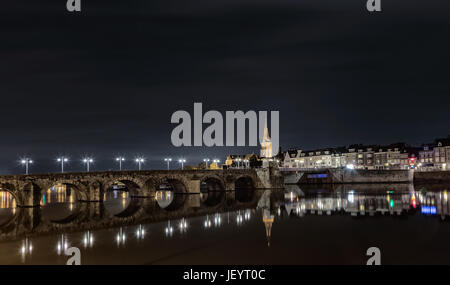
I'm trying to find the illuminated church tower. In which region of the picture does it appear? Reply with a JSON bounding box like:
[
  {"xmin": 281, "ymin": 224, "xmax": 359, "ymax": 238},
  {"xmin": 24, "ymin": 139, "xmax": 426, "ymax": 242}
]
[
  {"xmin": 262, "ymin": 209, "xmax": 274, "ymax": 247},
  {"xmin": 260, "ymin": 119, "xmax": 272, "ymax": 158}
]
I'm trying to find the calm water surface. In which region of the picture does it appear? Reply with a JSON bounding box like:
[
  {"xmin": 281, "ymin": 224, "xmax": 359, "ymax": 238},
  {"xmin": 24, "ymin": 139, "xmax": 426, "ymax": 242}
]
[{"xmin": 0, "ymin": 183, "xmax": 449, "ymax": 265}]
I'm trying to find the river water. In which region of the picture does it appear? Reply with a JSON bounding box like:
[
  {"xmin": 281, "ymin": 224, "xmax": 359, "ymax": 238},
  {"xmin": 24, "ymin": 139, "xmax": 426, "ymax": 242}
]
[{"xmin": 0, "ymin": 183, "xmax": 449, "ymax": 265}]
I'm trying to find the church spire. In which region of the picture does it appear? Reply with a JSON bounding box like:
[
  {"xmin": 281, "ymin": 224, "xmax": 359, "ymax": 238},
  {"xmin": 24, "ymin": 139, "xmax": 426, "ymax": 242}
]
[{"xmin": 260, "ymin": 118, "xmax": 272, "ymax": 158}]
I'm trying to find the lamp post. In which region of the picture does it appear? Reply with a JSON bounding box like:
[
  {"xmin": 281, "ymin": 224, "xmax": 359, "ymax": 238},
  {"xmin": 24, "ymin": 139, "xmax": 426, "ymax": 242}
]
[
  {"xmin": 135, "ymin": 157, "xmax": 145, "ymax": 170},
  {"xmin": 83, "ymin": 158, "xmax": 93, "ymax": 172},
  {"xmin": 203, "ymin": 158, "xmax": 210, "ymax": 169},
  {"xmin": 213, "ymin": 159, "xmax": 220, "ymax": 168},
  {"xmin": 236, "ymin": 158, "xmax": 241, "ymax": 169},
  {"xmin": 57, "ymin": 157, "xmax": 68, "ymax": 173},
  {"xmin": 21, "ymin": 158, "xmax": 33, "ymax": 175},
  {"xmin": 164, "ymin": 158, "xmax": 172, "ymax": 170},
  {"xmin": 178, "ymin": 159, "xmax": 186, "ymax": 170},
  {"xmin": 116, "ymin": 157, "xmax": 125, "ymax": 171}
]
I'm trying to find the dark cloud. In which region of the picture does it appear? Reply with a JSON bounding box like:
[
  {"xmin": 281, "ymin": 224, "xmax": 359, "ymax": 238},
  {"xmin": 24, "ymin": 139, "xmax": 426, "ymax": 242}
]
[{"xmin": 1, "ymin": 0, "xmax": 449, "ymax": 174}]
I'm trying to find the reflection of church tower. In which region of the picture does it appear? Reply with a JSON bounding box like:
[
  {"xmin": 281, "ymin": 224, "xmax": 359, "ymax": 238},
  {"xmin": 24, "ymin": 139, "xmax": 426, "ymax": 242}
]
[
  {"xmin": 262, "ymin": 209, "xmax": 274, "ymax": 247},
  {"xmin": 260, "ymin": 119, "xmax": 272, "ymax": 158}
]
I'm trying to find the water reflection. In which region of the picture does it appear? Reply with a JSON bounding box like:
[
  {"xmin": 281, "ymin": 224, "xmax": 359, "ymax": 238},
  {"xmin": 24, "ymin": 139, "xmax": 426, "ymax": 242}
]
[
  {"xmin": 283, "ymin": 185, "xmax": 450, "ymax": 219},
  {"xmin": 104, "ymin": 190, "xmax": 131, "ymax": 216},
  {"xmin": 136, "ymin": 225, "xmax": 146, "ymax": 240},
  {"xmin": 165, "ymin": 221, "xmax": 174, "ymax": 237},
  {"xmin": 116, "ymin": 227, "xmax": 126, "ymax": 246},
  {"xmin": 19, "ymin": 238, "xmax": 33, "ymax": 262},
  {"xmin": 178, "ymin": 218, "xmax": 188, "ymax": 233},
  {"xmin": 56, "ymin": 234, "xmax": 69, "ymax": 255},
  {"xmin": 41, "ymin": 184, "xmax": 77, "ymax": 222},
  {"xmin": 82, "ymin": 231, "xmax": 94, "ymax": 248},
  {"xmin": 3, "ymin": 184, "xmax": 450, "ymax": 264},
  {"xmin": 155, "ymin": 191, "xmax": 173, "ymax": 209},
  {"xmin": 0, "ymin": 191, "xmax": 16, "ymax": 226}
]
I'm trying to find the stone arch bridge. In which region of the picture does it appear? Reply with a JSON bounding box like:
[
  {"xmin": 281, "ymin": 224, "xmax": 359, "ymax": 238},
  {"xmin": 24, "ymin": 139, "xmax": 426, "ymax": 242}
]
[{"xmin": 0, "ymin": 168, "xmax": 283, "ymax": 207}]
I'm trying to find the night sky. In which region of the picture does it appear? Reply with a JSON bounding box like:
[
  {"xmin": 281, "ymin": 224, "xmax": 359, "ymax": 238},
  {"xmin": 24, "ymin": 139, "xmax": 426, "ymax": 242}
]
[{"xmin": 1, "ymin": 0, "xmax": 449, "ymax": 174}]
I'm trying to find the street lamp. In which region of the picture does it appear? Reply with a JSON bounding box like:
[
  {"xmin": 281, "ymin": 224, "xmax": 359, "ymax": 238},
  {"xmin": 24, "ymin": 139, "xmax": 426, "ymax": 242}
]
[
  {"xmin": 57, "ymin": 157, "xmax": 69, "ymax": 173},
  {"xmin": 164, "ymin": 158, "xmax": 172, "ymax": 170},
  {"xmin": 116, "ymin": 157, "xmax": 125, "ymax": 171},
  {"xmin": 236, "ymin": 158, "xmax": 241, "ymax": 169},
  {"xmin": 83, "ymin": 158, "xmax": 93, "ymax": 172},
  {"xmin": 178, "ymin": 159, "xmax": 186, "ymax": 170},
  {"xmin": 135, "ymin": 157, "xmax": 145, "ymax": 170},
  {"xmin": 21, "ymin": 158, "xmax": 33, "ymax": 175},
  {"xmin": 243, "ymin": 159, "xmax": 249, "ymax": 168},
  {"xmin": 203, "ymin": 158, "xmax": 210, "ymax": 169}
]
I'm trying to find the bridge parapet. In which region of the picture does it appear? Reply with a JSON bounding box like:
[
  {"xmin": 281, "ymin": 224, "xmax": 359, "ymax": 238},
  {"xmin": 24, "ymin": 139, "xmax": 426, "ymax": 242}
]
[{"xmin": 0, "ymin": 169, "xmax": 283, "ymax": 207}]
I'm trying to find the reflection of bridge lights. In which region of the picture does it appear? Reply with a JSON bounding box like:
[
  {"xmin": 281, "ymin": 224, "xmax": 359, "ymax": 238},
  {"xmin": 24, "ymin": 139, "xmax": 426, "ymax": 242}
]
[
  {"xmin": 236, "ymin": 211, "xmax": 243, "ymax": 225},
  {"xmin": 244, "ymin": 209, "xmax": 251, "ymax": 221},
  {"xmin": 19, "ymin": 238, "xmax": 33, "ymax": 262},
  {"xmin": 277, "ymin": 207, "xmax": 281, "ymax": 216},
  {"xmin": 317, "ymin": 200, "xmax": 323, "ymax": 210},
  {"xmin": 83, "ymin": 231, "xmax": 94, "ymax": 248},
  {"xmin": 179, "ymin": 218, "xmax": 188, "ymax": 232},
  {"xmin": 213, "ymin": 214, "xmax": 221, "ymax": 227},
  {"xmin": 165, "ymin": 221, "xmax": 174, "ymax": 236},
  {"xmin": 289, "ymin": 192, "xmax": 295, "ymax": 202},
  {"xmin": 444, "ymin": 191, "xmax": 448, "ymax": 202},
  {"xmin": 56, "ymin": 234, "xmax": 69, "ymax": 255},
  {"xmin": 204, "ymin": 215, "xmax": 212, "ymax": 228},
  {"xmin": 136, "ymin": 225, "xmax": 146, "ymax": 239},
  {"xmin": 411, "ymin": 194, "xmax": 417, "ymax": 208},
  {"xmin": 116, "ymin": 228, "xmax": 126, "ymax": 246},
  {"xmin": 348, "ymin": 192, "xmax": 355, "ymax": 203}
]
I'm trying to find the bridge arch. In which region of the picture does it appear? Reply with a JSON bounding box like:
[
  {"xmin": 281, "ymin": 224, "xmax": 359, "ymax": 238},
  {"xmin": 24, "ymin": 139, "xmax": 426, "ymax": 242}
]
[
  {"xmin": 200, "ymin": 176, "xmax": 225, "ymax": 207},
  {"xmin": 102, "ymin": 179, "xmax": 144, "ymax": 218},
  {"xmin": 234, "ymin": 176, "xmax": 255, "ymax": 203},
  {"xmin": 154, "ymin": 177, "xmax": 189, "ymax": 211},
  {"xmin": 39, "ymin": 182, "xmax": 86, "ymax": 224},
  {"xmin": 0, "ymin": 183, "xmax": 21, "ymax": 206}
]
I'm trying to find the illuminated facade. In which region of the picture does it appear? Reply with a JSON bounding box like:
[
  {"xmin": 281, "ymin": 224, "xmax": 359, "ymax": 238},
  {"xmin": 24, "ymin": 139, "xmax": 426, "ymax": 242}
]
[{"xmin": 260, "ymin": 120, "xmax": 272, "ymax": 158}]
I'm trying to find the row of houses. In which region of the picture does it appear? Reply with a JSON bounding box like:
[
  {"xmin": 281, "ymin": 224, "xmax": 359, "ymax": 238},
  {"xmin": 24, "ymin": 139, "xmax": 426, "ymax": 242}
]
[
  {"xmin": 223, "ymin": 135, "xmax": 450, "ymax": 171},
  {"xmin": 419, "ymin": 136, "xmax": 450, "ymax": 171},
  {"xmin": 282, "ymin": 135, "xmax": 450, "ymax": 171},
  {"xmin": 283, "ymin": 143, "xmax": 416, "ymax": 170}
]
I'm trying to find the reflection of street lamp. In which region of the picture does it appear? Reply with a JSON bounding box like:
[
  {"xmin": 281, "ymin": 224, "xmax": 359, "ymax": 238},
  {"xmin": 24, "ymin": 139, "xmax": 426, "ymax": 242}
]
[
  {"xmin": 178, "ymin": 159, "xmax": 186, "ymax": 170},
  {"xmin": 203, "ymin": 158, "xmax": 210, "ymax": 169},
  {"xmin": 179, "ymin": 218, "xmax": 188, "ymax": 233},
  {"xmin": 164, "ymin": 158, "xmax": 172, "ymax": 170},
  {"xmin": 116, "ymin": 157, "xmax": 125, "ymax": 171},
  {"xmin": 56, "ymin": 234, "xmax": 69, "ymax": 255},
  {"xmin": 57, "ymin": 157, "xmax": 68, "ymax": 173},
  {"xmin": 83, "ymin": 158, "xmax": 93, "ymax": 172},
  {"xmin": 204, "ymin": 215, "xmax": 212, "ymax": 228},
  {"xmin": 20, "ymin": 238, "xmax": 33, "ymax": 262},
  {"xmin": 21, "ymin": 158, "xmax": 33, "ymax": 175},
  {"xmin": 116, "ymin": 227, "xmax": 126, "ymax": 246},
  {"xmin": 83, "ymin": 231, "xmax": 94, "ymax": 248},
  {"xmin": 165, "ymin": 220, "xmax": 174, "ymax": 237},
  {"xmin": 136, "ymin": 224, "xmax": 146, "ymax": 239},
  {"xmin": 135, "ymin": 157, "xmax": 145, "ymax": 170}
]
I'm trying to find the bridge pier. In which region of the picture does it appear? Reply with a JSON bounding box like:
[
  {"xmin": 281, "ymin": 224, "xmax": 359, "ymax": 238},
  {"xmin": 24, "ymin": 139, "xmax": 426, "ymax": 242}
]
[
  {"xmin": 87, "ymin": 182, "xmax": 103, "ymax": 202},
  {"xmin": 20, "ymin": 183, "xmax": 40, "ymax": 207}
]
